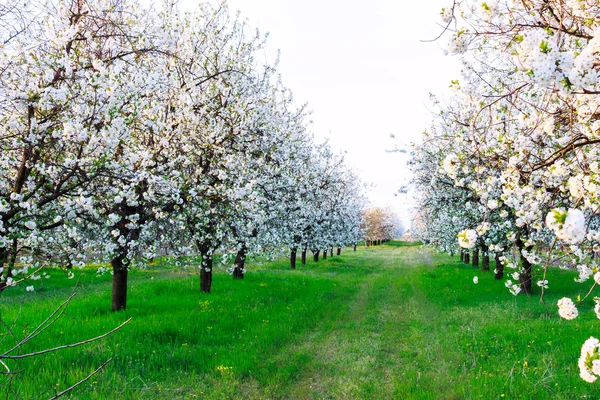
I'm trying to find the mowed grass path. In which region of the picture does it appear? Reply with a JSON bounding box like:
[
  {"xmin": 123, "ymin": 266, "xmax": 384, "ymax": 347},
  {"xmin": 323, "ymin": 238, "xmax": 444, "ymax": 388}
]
[{"xmin": 2, "ymin": 242, "xmax": 600, "ymax": 399}]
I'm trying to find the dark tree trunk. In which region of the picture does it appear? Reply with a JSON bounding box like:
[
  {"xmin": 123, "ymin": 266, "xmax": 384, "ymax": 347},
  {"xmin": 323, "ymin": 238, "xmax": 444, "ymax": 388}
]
[
  {"xmin": 481, "ymin": 244, "xmax": 490, "ymax": 271},
  {"xmin": 516, "ymin": 229, "xmax": 533, "ymax": 294},
  {"xmin": 111, "ymin": 254, "xmax": 128, "ymax": 311},
  {"xmin": 110, "ymin": 224, "xmax": 140, "ymax": 311},
  {"xmin": 460, "ymin": 250, "xmax": 464, "ymax": 262},
  {"xmin": 8, "ymin": 238, "xmax": 17, "ymax": 270},
  {"xmin": 65, "ymin": 239, "xmax": 77, "ymax": 269},
  {"xmin": 472, "ymin": 249, "xmax": 479, "ymax": 267},
  {"xmin": 0, "ymin": 240, "xmax": 16, "ymax": 293},
  {"xmin": 337, "ymin": 247, "xmax": 341, "ymax": 256},
  {"xmin": 232, "ymin": 244, "xmax": 246, "ymax": 280},
  {"xmin": 464, "ymin": 252, "xmax": 470, "ymax": 264},
  {"xmin": 482, "ymin": 254, "xmax": 490, "ymax": 271},
  {"xmin": 519, "ymin": 249, "xmax": 533, "ymax": 294},
  {"xmin": 290, "ymin": 248, "xmax": 297, "ymax": 270},
  {"xmin": 0, "ymin": 247, "xmax": 6, "ymax": 293},
  {"xmin": 494, "ymin": 252, "xmax": 504, "ymax": 280},
  {"xmin": 313, "ymin": 250, "xmax": 320, "ymax": 262},
  {"xmin": 200, "ymin": 250, "xmax": 213, "ymax": 293},
  {"xmin": 301, "ymin": 248, "xmax": 307, "ymax": 265},
  {"xmin": 330, "ymin": 248, "xmax": 333, "ymax": 257},
  {"xmin": 0, "ymin": 247, "xmax": 5, "ymax": 275},
  {"xmin": 195, "ymin": 238, "xmax": 214, "ymax": 293},
  {"xmin": 353, "ymin": 244, "xmax": 357, "ymax": 252},
  {"xmin": 520, "ymin": 256, "xmax": 532, "ymax": 294},
  {"xmin": 323, "ymin": 250, "xmax": 327, "ymax": 260}
]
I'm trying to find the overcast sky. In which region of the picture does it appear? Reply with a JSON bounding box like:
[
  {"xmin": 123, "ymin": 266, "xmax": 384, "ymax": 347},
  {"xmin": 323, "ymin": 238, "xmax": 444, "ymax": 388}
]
[{"xmin": 180, "ymin": 0, "xmax": 461, "ymax": 226}]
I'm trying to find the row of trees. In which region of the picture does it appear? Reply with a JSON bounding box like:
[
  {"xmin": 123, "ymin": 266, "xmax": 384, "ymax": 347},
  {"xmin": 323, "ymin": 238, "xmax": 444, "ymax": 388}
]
[
  {"xmin": 361, "ymin": 206, "xmax": 404, "ymax": 245},
  {"xmin": 0, "ymin": 0, "xmax": 365, "ymax": 310},
  {"xmin": 411, "ymin": 0, "xmax": 600, "ymax": 382}
]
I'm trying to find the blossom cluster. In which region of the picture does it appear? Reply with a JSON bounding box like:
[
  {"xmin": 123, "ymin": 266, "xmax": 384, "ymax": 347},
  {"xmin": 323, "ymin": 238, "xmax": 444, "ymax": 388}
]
[{"xmin": 580, "ymin": 337, "xmax": 600, "ymax": 383}]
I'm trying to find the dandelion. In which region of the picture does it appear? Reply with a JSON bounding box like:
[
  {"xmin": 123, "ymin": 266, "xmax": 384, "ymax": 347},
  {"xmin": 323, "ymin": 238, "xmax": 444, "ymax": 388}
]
[{"xmin": 473, "ymin": 276, "xmax": 478, "ymax": 284}]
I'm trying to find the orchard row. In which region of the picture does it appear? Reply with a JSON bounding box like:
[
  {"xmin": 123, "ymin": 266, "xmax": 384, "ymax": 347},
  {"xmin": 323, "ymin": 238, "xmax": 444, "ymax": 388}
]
[
  {"xmin": 410, "ymin": 0, "xmax": 600, "ymax": 383},
  {"xmin": 0, "ymin": 0, "xmax": 366, "ymax": 310}
]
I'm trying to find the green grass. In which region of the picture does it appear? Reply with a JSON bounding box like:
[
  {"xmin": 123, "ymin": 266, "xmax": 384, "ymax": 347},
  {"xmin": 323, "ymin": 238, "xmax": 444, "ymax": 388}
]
[{"xmin": 2, "ymin": 242, "xmax": 600, "ymax": 399}]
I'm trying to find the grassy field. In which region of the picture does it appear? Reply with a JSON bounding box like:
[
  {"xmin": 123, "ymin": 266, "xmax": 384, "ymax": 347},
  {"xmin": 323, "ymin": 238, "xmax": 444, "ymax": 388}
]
[{"xmin": 2, "ymin": 242, "xmax": 600, "ymax": 399}]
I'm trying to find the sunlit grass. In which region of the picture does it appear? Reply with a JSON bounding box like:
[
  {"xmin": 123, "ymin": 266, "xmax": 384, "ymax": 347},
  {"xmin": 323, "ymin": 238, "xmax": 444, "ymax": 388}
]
[{"xmin": 1, "ymin": 242, "xmax": 600, "ymax": 399}]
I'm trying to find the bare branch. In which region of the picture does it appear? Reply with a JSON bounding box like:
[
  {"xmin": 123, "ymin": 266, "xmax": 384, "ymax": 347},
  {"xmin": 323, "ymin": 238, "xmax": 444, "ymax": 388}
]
[
  {"xmin": 2, "ymin": 318, "xmax": 131, "ymax": 360},
  {"xmin": 47, "ymin": 358, "xmax": 113, "ymax": 400}
]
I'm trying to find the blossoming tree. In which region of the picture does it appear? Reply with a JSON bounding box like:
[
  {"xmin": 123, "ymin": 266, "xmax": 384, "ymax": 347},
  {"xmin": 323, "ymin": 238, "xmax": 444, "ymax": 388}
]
[{"xmin": 413, "ymin": 0, "xmax": 600, "ymax": 382}]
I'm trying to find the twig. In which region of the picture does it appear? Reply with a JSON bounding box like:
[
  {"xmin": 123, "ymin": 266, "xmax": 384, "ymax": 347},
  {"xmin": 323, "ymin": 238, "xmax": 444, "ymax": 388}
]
[
  {"xmin": 2, "ymin": 318, "xmax": 131, "ymax": 359},
  {"xmin": 0, "ymin": 358, "xmax": 9, "ymax": 374},
  {"xmin": 540, "ymin": 237, "xmax": 557, "ymax": 303},
  {"xmin": 422, "ymin": 0, "xmax": 457, "ymax": 43},
  {"xmin": 3, "ymin": 275, "xmax": 84, "ymax": 355},
  {"xmin": 577, "ymin": 282, "xmax": 597, "ymax": 306},
  {"xmin": 2, "ymin": 292, "xmax": 76, "ymax": 356},
  {"xmin": 47, "ymin": 358, "xmax": 112, "ymax": 400}
]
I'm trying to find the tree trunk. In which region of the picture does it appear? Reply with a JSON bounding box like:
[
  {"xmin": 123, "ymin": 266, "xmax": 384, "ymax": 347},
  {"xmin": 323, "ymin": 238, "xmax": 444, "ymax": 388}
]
[
  {"xmin": 301, "ymin": 248, "xmax": 307, "ymax": 265},
  {"xmin": 313, "ymin": 250, "xmax": 320, "ymax": 262},
  {"xmin": 464, "ymin": 252, "xmax": 470, "ymax": 264},
  {"xmin": 481, "ymin": 244, "xmax": 490, "ymax": 271},
  {"xmin": 517, "ymin": 229, "xmax": 533, "ymax": 294},
  {"xmin": 460, "ymin": 250, "xmax": 464, "ymax": 262},
  {"xmin": 519, "ymin": 249, "xmax": 533, "ymax": 294},
  {"xmin": 337, "ymin": 247, "xmax": 341, "ymax": 256},
  {"xmin": 472, "ymin": 249, "xmax": 479, "ymax": 267},
  {"xmin": 111, "ymin": 254, "xmax": 128, "ymax": 311},
  {"xmin": 519, "ymin": 256, "xmax": 532, "ymax": 294},
  {"xmin": 0, "ymin": 247, "xmax": 5, "ymax": 275},
  {"xmin": 0, "ymin": 247, "xmax": 6, "ymax": 293},
  {"xmin": 200, "ymin": 250, "xmax": 213, "ymax": 293},
  {"xmin": 290, "ymin": 248, "xmax": 297, "ymax": 270},
  {"xmin": 65, "ymin": 238, "xmax": 77, "ymax": 269},
  {"xmin": 323, "ymin": 250, "xmax": 327, "ymax": 260},
  {"xmin": 482, "ymin": 253, "xmax": 490, "ymax": 271},
  {"xmin": 330, "ymin": 248, "xmax": 333, "ymax": 257},
  {"xmin": 0, "ymin": 240, "xmax": 17, "ymax": 293},
  {"xmin": 494, "ymin": 252, "xmax": 504, "ymax": 280},
  {"xmin": 353, "ymin": 244, "xmax": 357, "ymax": 252},
  {"xmin": 232, "ymin": 245, "xmax": 246, "ymax": 280}
]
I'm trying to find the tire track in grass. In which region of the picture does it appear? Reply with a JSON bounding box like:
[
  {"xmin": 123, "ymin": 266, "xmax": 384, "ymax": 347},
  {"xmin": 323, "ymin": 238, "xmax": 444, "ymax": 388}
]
[{"xmin": 278, "ymin": 245, "xmax": 443, "ymax": 399}]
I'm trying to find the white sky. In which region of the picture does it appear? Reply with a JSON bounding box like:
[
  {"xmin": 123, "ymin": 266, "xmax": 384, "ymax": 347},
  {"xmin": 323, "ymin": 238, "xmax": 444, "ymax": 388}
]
[{"xmin": 180, "ymin": 0, "xmax": 461, "ymax": 227}]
